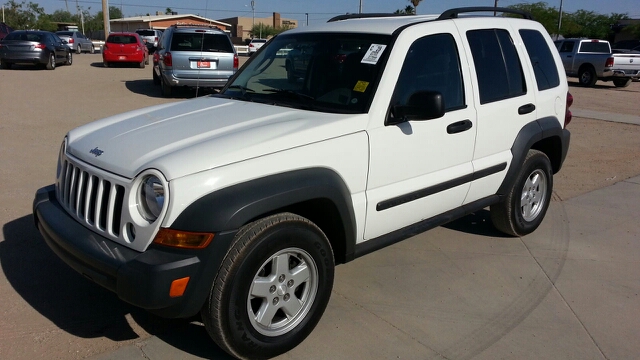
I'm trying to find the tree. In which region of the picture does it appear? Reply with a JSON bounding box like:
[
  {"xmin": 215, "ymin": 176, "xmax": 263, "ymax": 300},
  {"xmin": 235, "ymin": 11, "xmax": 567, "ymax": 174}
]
[
  {"xmin": 410, "ymin": 0, "xmax": 423, "ymax": 14},
  {"xmin": 165, "ymin": 7, "xmax": 173, "ymax": 15},
  {"xmin": 2, "ymin": 0, "xmax": 45, "ymax": 29},
  {"xmin": 249, "ymin": 23, "xmax": 292, "ymax": 39},
  {"xmin": 394, "ymin": 6, "xmax": 415, "ymax": 15}
]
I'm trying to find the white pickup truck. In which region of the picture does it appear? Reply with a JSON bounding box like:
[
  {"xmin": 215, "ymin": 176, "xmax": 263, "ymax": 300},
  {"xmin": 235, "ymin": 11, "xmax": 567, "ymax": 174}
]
[{"xmin": 555, "ymin": 38, "xmax": 639, "ymax": 87}]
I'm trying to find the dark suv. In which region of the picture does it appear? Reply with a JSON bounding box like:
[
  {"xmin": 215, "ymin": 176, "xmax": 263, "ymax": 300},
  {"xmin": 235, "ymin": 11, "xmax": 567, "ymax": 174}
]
[{"xmin": 153, "ymin": 25, "xmax": 238, "ymax": 96}]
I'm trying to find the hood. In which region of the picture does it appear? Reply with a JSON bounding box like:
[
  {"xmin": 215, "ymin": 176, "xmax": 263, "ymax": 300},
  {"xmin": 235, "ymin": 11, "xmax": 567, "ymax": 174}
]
[{"xmin": 66, "ymin": 96, "xmax": 366, "ymax": 180}]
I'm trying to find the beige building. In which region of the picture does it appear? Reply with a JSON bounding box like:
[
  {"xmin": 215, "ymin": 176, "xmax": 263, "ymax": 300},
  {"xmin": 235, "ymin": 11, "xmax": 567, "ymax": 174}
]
[
  {"xmin": 110, "ymin": 14, "xmax": 231, "ymax": 33},
  {"xmin": 218, "ymin": 13, "xmax": 298, "ymax": 42}
]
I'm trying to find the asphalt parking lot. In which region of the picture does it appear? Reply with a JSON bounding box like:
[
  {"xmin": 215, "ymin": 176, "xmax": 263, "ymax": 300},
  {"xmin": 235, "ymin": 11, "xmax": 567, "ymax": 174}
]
[{"xmin": 1, "ymin": 54, "xmax": 639, "ymax": 360}]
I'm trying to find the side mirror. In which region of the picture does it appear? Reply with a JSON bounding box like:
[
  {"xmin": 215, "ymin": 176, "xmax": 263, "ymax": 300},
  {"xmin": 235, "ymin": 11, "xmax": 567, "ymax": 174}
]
[{"xmin": 387, "ymin": 91, "xmax": 445, "ymax": 125}]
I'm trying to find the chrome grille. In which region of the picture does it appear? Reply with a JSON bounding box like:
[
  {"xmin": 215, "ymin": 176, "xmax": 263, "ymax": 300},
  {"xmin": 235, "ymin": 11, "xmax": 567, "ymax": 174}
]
[{"xmin": 57, "ymin": 159, "xmax": 125, "ymax": 238}]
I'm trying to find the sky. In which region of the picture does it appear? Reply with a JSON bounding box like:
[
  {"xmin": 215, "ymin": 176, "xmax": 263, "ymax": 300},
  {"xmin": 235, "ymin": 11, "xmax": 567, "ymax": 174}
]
[{"xmin": 26, "ymin": 0, "xmax": 640, "ymax": 24}]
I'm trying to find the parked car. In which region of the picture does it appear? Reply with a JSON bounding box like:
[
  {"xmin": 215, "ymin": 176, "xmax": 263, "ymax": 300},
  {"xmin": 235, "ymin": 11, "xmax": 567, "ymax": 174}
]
[
  {"xmin": 34, "ymin": 7, "xmax": 571, "ymax": 359},
  {"xmin": 102, "ymin": 32, "xmax": 149, "ymax": 68},
  {"xmin": 248, "ymin": 38, "xmax": 267, "ymax": 54},
  {"xmin": 0, "ymin": 30, "xmax": 72, "ymax": 70},
  {"xmin": 154, "ymin": 25, "xmax": 238, "ymax": 96},
  {"xmin": 0, "ymin": 22, "xmax": 14, "ymax": 41},
  {"xmin": 135, "ymin": 29, "xmax": 163, "ymax": 52},
  {"xmin": 554, "ymin": 38, "xmax": 618, "ymax": 86},
  {"xmin": 55, "ymin": 31, "xmax": 94, "ymax": 54}
]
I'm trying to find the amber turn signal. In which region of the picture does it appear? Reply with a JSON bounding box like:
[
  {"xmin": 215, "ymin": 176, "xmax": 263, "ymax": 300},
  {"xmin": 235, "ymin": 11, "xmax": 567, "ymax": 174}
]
[
  {"xmin": 169, "ymin": 277, "xmax": 190, "ymax": 298},
  {"xmin": 152, "ymin": 228, "xmax": 214, "ymax": 249}
]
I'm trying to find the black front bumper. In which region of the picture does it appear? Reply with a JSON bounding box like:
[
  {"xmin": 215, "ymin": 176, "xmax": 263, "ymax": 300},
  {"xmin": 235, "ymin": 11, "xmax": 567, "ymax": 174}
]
[{"xmin": 33, "ymin": 185, "xmax": 236, "ymax": 318}]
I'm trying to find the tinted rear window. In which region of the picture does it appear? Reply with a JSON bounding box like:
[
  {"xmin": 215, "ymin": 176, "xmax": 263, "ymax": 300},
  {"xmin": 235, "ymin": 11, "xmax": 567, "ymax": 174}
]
[
  {"xmin": 136, "ymin": 30, "xmax": 155, "ymax": 36},
  {"xmin": 57, "ymin": 31, "xmax": 73, "ymax": 36},
  {"xmin": 4, "ymin": 32, "xmax": 43, "ymax": 42},
  {"xmin": 579, "ymin": 41, "xmax": 610, "ymax": 53},
  {"xmin": 107, "ymin": 35, "xmax": 138, "ymax": 44},
  {"xmin": 519, "ymin": 29, "xmax": 560, "ymax": 91},
  {"xmin": 252, "ymin": 39, "xmax": 267, "ymax": 44},
  {"xmin": 170, "ymin": 33, "xmax": 233, "ymax": 52}
]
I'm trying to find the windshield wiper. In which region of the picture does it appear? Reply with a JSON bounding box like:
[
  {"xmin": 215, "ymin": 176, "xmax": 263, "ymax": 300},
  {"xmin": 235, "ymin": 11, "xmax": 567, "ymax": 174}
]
[
  {"xmin": 227, "ymin": 85, "xmax": 256, "ymax": 93},
  {"xmin": 263, "ymin": 88, "xmax": 315, "ymax": 101}
]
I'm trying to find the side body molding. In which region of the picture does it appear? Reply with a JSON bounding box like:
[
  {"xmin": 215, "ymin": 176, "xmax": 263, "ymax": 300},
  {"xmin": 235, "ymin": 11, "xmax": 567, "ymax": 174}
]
[
  {"xmin": 497, "ymin": 116, "xmax": 570, "ymax": 196},
  {"xmin": 170, "ymin": 168, "xmax": 358, "ymax": 261}
]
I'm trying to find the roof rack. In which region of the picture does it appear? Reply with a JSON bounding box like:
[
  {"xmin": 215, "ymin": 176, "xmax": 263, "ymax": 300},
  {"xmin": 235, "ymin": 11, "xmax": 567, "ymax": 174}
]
[
  {"xmin": 169, "ymin": 24, "xmax": 221, "ymax": 29},
  {"xmin": 327, "ymin": 13, "xmax": 410, "ymax": 23},
  {"xmin": 437, "ymin": 7, "xmax": 533, "ymax": 20}
]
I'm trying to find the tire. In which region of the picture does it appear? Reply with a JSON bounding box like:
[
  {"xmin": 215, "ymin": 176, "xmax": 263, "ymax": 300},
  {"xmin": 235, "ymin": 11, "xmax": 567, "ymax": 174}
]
[
  {"xmin": 103, "ymin": 61, "xmax": 110, "ymax": 68},
  {"xmin": 201, "ymin": 213, "xmax": 335, "ymax": 360},
  {"xmin": 613, "ymin": 78, "xmax": 631, "ymax": 88},
  {"xmin": 152, "ymin": 68, "xmax": 160, "ymax": 85},
  {"xmin": 90, "ymin": 45, "xmax": 95, "ymax": 54},
  {"xmin": 161, "ymin": 77, "xmax": 172, "ymax": 97},
  {"xmin": 491, "ymin": 149, "xmax": 553, "ymax": 236},
  {"xmin": 578, "ymin": 66, "xmax": 597, "ymax": 87},
  {"xmin": 65, "ymin": 52, "xmax": 73, "ymax": 66},
  {"xmin": 46, "ymin": 53, "xmax": 56, "ymax": 70},
  {"xmin": 76, "ymin": 45, "xmax": 81, "ymax": 54}
]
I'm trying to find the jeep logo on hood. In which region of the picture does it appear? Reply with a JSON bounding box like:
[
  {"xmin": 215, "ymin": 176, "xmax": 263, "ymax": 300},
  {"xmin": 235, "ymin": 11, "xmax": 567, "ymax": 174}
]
[{"xmin": 89, "ymin": 147, "xmax": 104, "ymax": 157}]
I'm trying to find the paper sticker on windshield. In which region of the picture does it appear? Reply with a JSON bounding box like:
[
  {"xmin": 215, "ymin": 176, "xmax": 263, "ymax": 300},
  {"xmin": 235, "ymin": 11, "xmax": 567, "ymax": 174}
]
[
  {"xmin": 361, "ymin": 44, "xmax": 387, "ymax": 64},
  {"xmin": 353, "ymin": 81, "xmax": 369, "ymax": 92}
]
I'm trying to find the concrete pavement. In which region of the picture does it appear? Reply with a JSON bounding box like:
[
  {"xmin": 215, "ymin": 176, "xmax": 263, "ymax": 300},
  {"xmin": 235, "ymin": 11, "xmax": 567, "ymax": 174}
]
[{"xmin": 89, "ymin": 172, "xmax": 640, "ymax": 359}]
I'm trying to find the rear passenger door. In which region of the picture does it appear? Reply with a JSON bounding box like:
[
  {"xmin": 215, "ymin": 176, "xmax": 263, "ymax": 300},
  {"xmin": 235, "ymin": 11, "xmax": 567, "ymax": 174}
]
[
  {"xmin": 364, "ymin": 23, "xmax": 477, "ymax": 240},
  {"xmin": 454, "ymin": 20, "xmax": 538, "ymax": 204}
]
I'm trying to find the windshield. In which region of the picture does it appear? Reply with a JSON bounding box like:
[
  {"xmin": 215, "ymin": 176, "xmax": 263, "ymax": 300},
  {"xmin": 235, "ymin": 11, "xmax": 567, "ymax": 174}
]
[{"xmin": 220, "ymin": 32, "xmax": 392, "ymax": 114}]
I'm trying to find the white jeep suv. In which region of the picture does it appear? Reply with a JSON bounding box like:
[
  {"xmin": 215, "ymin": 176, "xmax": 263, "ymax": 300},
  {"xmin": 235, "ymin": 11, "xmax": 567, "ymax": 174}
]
[{"xmin": 34, "ymin": 7, "xmax": 571, "ymax": 359}]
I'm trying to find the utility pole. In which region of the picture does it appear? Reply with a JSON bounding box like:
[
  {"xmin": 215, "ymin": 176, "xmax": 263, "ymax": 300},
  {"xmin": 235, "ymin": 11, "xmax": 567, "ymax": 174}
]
[
  {"xmin": 251, "ymin": 0, "xmax": 255, "ymax": 38},
  {"xmin": 305, "ymin": 13, "xmax": 308, "ymax": 26},
  {"xmin": 494, "ymin": 0, "xmax": 498, "ymax": 16},
  {"xmin": 102, "ymin": 0, "xmax": 110, "ymax": 38},
  {"xmin": 557, "ymin": 0, "xmax": 564, "ymax": 40},
  {"xmin": 359, "ymin": 0, "xmax": 363, "ymax": 14}
]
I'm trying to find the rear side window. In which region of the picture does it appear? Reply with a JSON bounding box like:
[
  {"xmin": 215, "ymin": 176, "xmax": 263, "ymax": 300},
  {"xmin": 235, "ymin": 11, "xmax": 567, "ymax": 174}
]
[
  {"xmin": 578, "ymin": 41, "xmax": 610, "ymax": 53},
  {"xmin": 107, "ymin": 35, "xmax": 139, "ymax": 44},
  {"xmin": 558, "ymin": 41, "xmax": 575, "ymax": 53},
  {"xmin": 170, "ymin": 33, "xmax": 233, "ymax": 53},
  {"xmin": 519, "ymin": 29, "xmax": 560, "ymax": 91},
  {"xmin": 467, "ymin": 29, "xmax": 526, "ymax": 104}
]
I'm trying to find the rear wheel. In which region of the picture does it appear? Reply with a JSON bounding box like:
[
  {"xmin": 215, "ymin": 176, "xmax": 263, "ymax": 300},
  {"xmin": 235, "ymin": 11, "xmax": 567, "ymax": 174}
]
[
  {"xmin": 46, "ymin": 53, "xmax": 56, "ymax": 70},
  {"xmin": 76, "ymin": 45, "xmax": 81, "ymax": 54},
  {"xmin": 152, "ymin": 68, "xmax": 160, "ymax": 85},
  {"xmin": 201, "ymin": 213, "xmax": 334, "ymax": 360},
  {"xmin": 491, "ymin": 150, "xmax": 553, "ymax": 236},
  {"xmin": 613, "ymin": 78, "xmax": 631, "ymax": 88},
  {"xmin": 578, "ymin": 66, "xmax": 597, "ymax": 86},
  {"xmin": 161, "ymin": 77, "xmax": 172, "ymax": 97}
]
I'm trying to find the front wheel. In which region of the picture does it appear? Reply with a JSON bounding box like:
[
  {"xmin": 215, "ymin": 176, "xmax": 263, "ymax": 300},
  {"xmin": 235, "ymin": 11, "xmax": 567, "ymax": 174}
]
[
  {"xmin": 613, "ymin": 78, "xmax": 631, "ymax": 88},
  {"xmin": 491, "ymin": 150, "xmax": 553, "ymax": 236},
  {"xmin": 65, "ymin": 52, "xmax": 73, "ymax": 65},
  {"xmin": 201, "ymin": 213, "xmax": 335, "ymax": 360}
]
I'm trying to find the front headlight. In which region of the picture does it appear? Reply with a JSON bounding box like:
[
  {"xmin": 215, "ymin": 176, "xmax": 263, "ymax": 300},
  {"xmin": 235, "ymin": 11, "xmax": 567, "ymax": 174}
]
[{"xmin": 137, "ymin": 175, "xmax": 165, "ymax": 222}]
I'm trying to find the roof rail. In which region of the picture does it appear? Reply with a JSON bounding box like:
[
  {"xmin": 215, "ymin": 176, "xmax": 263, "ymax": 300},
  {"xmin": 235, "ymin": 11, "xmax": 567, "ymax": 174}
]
[
  {"xmin": 327, "ymin": 13, "xmax": 410, "ymax": 23},
  {"xmin": 438, "ymin": 7, "xmax": 533, "ymax": 20},
  {"xmin": 169, "ymin": 24, "xmax": 221, "ymax": 29}
]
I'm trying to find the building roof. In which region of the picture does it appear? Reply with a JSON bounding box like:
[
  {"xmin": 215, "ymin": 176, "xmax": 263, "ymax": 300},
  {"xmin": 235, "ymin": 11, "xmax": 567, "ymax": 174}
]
[{"xmin": 111, "ymin": 14, "xmax": 231, "ymax": 28}]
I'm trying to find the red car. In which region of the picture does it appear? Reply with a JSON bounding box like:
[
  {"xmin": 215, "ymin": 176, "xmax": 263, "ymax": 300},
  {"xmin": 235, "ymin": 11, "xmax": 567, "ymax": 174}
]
[{"xmin": 103, "ymin": 32, "xmax": 149, "ymax": 68}]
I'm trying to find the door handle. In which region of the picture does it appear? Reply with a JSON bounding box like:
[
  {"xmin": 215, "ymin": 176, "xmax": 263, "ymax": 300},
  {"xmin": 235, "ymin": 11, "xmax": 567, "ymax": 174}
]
[
  {"xmin": 518, "ymin": 103, "xmax": 536, "ymax": 115},
  {"xmin": 446, "ymin": 120, "xmax": 473, "ymax": 134}
]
